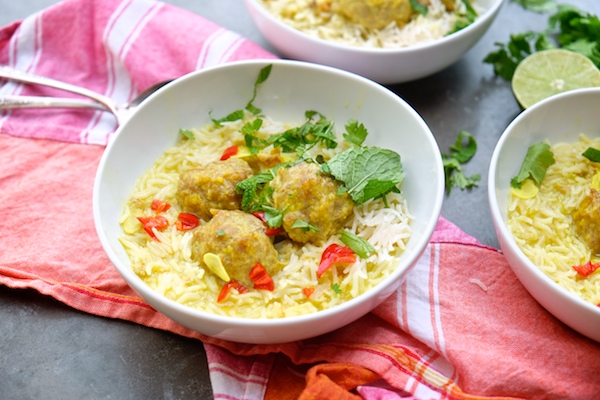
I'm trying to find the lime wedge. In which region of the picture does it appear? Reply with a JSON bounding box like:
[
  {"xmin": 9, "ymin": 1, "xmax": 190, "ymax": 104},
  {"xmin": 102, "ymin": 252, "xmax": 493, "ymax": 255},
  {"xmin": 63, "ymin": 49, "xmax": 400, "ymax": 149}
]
[{"xmin": 512, "ymin": 49, "xmax": 600, "ymax": 109}]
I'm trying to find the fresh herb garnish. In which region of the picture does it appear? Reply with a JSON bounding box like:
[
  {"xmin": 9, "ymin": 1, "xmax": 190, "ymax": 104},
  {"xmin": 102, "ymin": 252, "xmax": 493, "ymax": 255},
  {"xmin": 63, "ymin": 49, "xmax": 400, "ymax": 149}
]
[
  {"xmin": 180, "ymin": 129, "xmax": 195, "ymax": 140},
  {"xmin": 409, "ymin": 0, "xmax": 428, "ymax": 15},
  {"xmin": 442, "ymin": 131, "xmax": 480, "ymax": 194},
  {"xmin": 582, "ymin": 147, "xmax": 600, "ymax": 163},
  {"xmin": 266, "ymin": 111, "xmax": 338, "ymax": 155},
  {"xmin": 261, "ymin": 205, "xmax": 284, "ymax": 228},
  {"xmin": 236, "ymin": 166, "xmax": 285, "ymax": 211},
  {"xmin": 212, "ymin": 64, "xmax": 272, "ymax": 125},
  {"xmin": 511, "ymin": 142, "xmax": 555, "ymax": 188},
  {"xmin": 322, "ymin": 146, "xmax": 404, "ymax": 205},
  {"xmin": 450, "ymin": 0, "xmax": 478, "ymax": 33},
  {"xmin": 343, "ymin": 119, "xmax": 368, "ymax": 146},
  {"xmin": 340, "ymin": 230, "xmax": 376, "ymax": 258},
  {"xmin": 291, "ymin": 219, "xmax": 320, "ymax": 232},
  {"xmin": 331, "ymin": 283, "xmax": 341, "ymax": 294},
  {"xmin": 484, "ymin": 5, "xmax": 600, "ymax": 80}
]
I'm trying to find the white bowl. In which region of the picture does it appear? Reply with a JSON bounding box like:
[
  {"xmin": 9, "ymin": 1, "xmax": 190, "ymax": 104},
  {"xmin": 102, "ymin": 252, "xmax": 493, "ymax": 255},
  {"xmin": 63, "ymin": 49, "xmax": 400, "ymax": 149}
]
[
  {"xmin": 242, "ymin": 0, "xmax": 505, "ymax": 84},
  {"xmin": 489, "ymin": 88, "xmax": 600, "ymax": 343},
  {"xmin": 93, "ymin": 60, "xmax": 444, "ymax": 343}
]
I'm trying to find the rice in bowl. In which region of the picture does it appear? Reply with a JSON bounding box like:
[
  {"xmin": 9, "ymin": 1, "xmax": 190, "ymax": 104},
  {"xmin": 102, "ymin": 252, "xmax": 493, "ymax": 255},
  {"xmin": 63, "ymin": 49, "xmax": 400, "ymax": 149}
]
[
  {"xmin": 118, "ymin": 112, "xmax": 413, "ymax": 319},
  {"xmin": 508, "ymin": 134, "xmax": 600, "ymax": 307},
  {"xmin": 256, "ymin": 0, "xmax": 479, "ymax": 48}
]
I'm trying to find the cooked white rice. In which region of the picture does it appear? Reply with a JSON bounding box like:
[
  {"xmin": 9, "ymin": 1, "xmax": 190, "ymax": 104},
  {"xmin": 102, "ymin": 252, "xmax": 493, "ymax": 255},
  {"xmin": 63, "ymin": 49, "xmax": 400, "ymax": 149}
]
[
  {"xmin": 257, "ymin": 0, "xmax": 478, "ymax": 48},
  {"xmin": 119, "ymin": 112, "xmax": 413, "ymax": 318},
  {"xmin": 508, "ymin": 134, "xmax": 600, "ymax": 306}
]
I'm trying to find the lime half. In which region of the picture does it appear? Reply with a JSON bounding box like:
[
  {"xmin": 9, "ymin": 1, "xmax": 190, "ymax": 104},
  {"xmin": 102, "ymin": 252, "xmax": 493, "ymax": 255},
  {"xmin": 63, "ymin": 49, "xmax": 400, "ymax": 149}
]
[{"xmin": 512, "ymin": 49, "xmax": 600, "ymax": 109}]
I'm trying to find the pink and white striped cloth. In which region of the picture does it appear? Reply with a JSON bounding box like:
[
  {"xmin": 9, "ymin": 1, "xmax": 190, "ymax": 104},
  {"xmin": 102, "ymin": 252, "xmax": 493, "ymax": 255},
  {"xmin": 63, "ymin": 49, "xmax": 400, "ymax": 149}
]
[{"xmin": 1, "ymin": 1, "xmax": 600, "ymax": 399}]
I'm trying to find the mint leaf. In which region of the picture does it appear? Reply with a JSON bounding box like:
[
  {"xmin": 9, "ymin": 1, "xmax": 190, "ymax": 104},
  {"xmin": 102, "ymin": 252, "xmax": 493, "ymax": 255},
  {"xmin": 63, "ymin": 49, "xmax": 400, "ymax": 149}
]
[
  {"xmin": 290, "ymin": 219, "xmax": 320, "ymax": 232},
  {"xmin": 246, "ymin": 64, "xmax": 272, "ymax": 115},
  {"xmin": 511, "ymin": 142, "xmax": 555, "ymax": 188},
  {"xmin": 340, "ymin": 230, "xmax": 376, "ymax": 258},
  {"xmin": 323, "ymin": 146, "xmax": 404, "ymax": 205}
]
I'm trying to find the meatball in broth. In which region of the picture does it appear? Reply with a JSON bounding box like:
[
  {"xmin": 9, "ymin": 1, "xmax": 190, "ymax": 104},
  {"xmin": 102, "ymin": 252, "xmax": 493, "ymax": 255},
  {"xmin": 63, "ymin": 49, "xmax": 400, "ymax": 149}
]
[
  {"xmin": 271, "ymin": 162, "xmax": 354, "ymax": 245},
  {"xmin": 177, "ymin": 158, "xmax": 253, "ymax": 220},
  {"xmin": 192, "ymin": 210, "xmax": 280, "ymax": 287}
]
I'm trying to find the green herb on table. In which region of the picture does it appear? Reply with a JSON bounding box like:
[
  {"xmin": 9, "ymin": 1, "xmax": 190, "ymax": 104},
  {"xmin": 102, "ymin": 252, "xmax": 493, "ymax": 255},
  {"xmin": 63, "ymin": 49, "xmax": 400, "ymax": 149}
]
[
  {"xmin": 511, "ymin": 0, "xmax": 557, "ymax": 13},
  {"xmin": 442, "ymin": 131, "xmax": 480, "ymax": 194},
  {"xmin": 510, "ymin": 142, "xmax": 555, "ymax": 188},
  {"xmin": 484, "ymin": 5, "xmax": 600, "ymax": 80}
]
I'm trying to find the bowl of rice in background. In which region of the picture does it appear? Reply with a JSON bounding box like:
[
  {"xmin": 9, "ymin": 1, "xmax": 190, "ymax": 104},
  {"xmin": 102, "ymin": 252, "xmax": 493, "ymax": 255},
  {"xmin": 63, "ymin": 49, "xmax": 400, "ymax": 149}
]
[
  {"xmin": 242, "ymin": 0, "xmax": 505, "ymax": 84},
  {"xmin": 93, "ymin": 60, "xmax": 444, "ymax": 344},
  {"xmin": 489, "ymin": 88, "xmax": 600, "ymax": 343}
]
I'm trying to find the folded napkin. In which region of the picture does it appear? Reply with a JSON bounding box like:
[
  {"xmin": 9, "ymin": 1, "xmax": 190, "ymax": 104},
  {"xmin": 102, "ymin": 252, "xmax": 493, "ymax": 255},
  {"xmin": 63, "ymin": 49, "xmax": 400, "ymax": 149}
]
[{"xmin": 1, "ymin": 1, "xmax": 600, "ymax": 399}]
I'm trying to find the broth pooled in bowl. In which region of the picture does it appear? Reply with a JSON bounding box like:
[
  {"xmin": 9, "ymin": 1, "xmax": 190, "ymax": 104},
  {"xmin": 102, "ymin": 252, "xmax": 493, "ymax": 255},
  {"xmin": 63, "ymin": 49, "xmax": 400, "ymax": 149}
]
[{"xmin": 118, "ymin": 65, "xmax": 413, "ymax": 319}]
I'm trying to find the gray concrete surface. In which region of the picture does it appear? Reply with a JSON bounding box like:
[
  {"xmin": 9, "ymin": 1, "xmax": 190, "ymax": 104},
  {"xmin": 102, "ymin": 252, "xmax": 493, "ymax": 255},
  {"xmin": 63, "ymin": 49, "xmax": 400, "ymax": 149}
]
[{"xmin": 1, "ymin": 0, "xmax": 598, "ymax": 399}]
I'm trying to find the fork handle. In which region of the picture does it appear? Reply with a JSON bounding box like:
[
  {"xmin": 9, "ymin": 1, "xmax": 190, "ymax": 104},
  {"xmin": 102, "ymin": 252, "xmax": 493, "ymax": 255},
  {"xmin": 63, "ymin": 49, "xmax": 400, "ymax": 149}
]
[
  {"xmin": 0, "ymin": 95, "xmax": 108, "ymax": 111},
  {"xmin": 0, "ymin": 66, "xmax": 117, "ymax": 112}
]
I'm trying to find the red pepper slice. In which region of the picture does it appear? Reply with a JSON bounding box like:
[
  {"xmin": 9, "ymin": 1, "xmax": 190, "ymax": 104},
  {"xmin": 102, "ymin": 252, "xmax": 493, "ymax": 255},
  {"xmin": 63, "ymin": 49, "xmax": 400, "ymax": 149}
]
[
  {"xmin": 573, "ymin": 261, "xmax": 600, "ymax": 277},
  {"xmin": 175, "ymin": 213, "xmax": 200, "ymax": 231},
  {"xmin": 137, "ymin": 215, "xmax": 169, "ymax": 240},
  {"xmin": 217, "ymin": 280, "xmax": 249, "ymax": 302},
  {"xmin": 317, "ymin": 244, "xmax": 356, "ymax": 278},
  {"xmin": 220, "ymin": 145, "xmax": 238, "ymax": 161},
  {"xmin": 251, "ymin": 211, "xmax": 283, "ymax": 236},
  {"xmin": 150, "ymin": 199, "xmax": 171, "ymax": 213},
  {"xmin": 249, "ymin": 263, "xmax": 275, "ymax": 291},
  {"xmin": 302, "ymin": 287, "xmax": 315, "ymax": 298}
]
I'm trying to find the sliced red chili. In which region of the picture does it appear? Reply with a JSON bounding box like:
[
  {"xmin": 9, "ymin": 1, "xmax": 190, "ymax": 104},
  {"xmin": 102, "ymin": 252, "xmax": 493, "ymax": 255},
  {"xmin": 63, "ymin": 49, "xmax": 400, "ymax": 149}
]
[
  {"xmin": 573, "ymin": 261, "xmax": 600, "ymax": 277},
  {"xmin": 317, "ymin": 244, "xmax": 356, "ymax": 278},
  {"xmin": 150, "ymin": 199, "xmax": 171, "ymax": 213},
  {"xmin": 217, "ymin": 280, "xmax": 249, "ymax": 302},
  {"xmin": 137, "ymin": 215, "xmax": 169, "ymax": 240},
  {"xmin": 220, "ymin": 145, "xmax": 238, "ymax": 161},
  {"xmin": 175, "ymin": 213, "xmax": 200, "ymax": 231},
  {"xmin": 251, "ymin": 211, "xmax": 283, "ymax": 236},
  {"xmin": 302, "ymin": 287, "xmax": 315, "ymax": 298},
  {"xmin": 249, "ymin": 263, "xmax": 275, "ymax": 291}
]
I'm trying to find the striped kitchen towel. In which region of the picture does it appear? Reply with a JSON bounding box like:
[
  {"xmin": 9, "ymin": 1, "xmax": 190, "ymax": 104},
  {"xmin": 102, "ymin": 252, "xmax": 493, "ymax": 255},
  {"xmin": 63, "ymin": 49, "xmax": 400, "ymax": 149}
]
[
  {"xmin": 0, "ymin": 0, "xmax": 276, "ymax": 145},
  {"xmin": 1, "ymin": 1, "xmax": 600, "ymax": 399}
]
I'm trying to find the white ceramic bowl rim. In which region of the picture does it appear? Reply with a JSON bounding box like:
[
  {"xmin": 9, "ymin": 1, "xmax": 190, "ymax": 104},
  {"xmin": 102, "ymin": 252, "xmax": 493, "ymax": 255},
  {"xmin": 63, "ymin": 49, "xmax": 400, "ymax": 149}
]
[
  {"xmin": 94, "ymin": 59, "xmax": 444, "ymax": 331},
  {"xmin": 489, "ymin": 87, "xmax": 600, "ymax": 317},
  {"xmin": 247, "ymin": 0, "xmax": 506, "ymax": 54}
]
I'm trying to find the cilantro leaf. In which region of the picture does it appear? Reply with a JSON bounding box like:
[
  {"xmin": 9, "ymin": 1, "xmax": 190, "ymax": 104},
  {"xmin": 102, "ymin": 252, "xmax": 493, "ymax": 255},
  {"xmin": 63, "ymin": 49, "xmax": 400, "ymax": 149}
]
[
  {"xmin": 236, "ymin": 168, "xmax": 280, "ymax": 210},
  {"xmin": 340, "ymin": 230, "xmax": 376, "ymax": 258},
  {"xmin": 511, "ymin": 142, "xmax": 555, "ymax": 188},
  {"xmin": 442, "ymin": 131, "xmax": 481, "ymax": 195},
  {"xmin": 261, "ymin": 205, "xmax": 284, "ymax": 228},
  {"xmin": 331, "ymin": 283, "xmax": 341, "ymax": 294},
  {"xmin": 343, "ymin": 119, "xmax": 368, "ymax": 146},
  {"xmin": 323, "ymin": 146, "xmax": 404, "ymax": 205},
  {"xmin": 267, "ymin": 111, "xmax": 338, "ymax": 155},
  {"xmin": 212, "ymin": 109, "xmax": 245, "ymax": 126}
]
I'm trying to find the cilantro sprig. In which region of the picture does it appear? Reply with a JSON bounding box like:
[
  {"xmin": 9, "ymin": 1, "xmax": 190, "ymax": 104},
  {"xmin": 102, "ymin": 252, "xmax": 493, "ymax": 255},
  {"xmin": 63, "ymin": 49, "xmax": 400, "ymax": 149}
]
[
  {"xmin": 442, "ymin": 131, "xmax": 480, "ymax": 195},
  {"xmin": 511, "ymin": 142, "xmax": 555, "ymax": 188},
  {"xmin": 484, "ymin": 5, "xmax": 600, "ymax": 80}
]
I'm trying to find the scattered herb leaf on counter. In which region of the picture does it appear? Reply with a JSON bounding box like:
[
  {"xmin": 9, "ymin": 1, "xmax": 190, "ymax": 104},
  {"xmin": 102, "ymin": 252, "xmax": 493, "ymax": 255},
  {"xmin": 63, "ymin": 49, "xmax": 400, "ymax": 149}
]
[
  {"xmin": 484, "ymin": 5, "xmax": 600, "ymax": 80},
  {"xmin": 511, "ymin": 0, "xmax": 557, "ymax": 13},
  {"xmin": 442, "ymin": 131, "xmax": 480, "ymax": 194},
  {"xmin": 511, "ymin": 142, "xmax": 555, "ymax": 188},
  {"xmin": 322, "ymin": 146, "xmax": 404, "ymax": 205}
]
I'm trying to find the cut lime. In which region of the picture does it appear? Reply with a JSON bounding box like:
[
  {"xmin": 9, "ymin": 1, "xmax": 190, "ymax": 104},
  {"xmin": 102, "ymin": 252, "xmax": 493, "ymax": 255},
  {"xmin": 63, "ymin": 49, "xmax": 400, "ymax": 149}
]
[{"xmin": 512, "ymin": 49, "xmax": 600, "ymax": 109}]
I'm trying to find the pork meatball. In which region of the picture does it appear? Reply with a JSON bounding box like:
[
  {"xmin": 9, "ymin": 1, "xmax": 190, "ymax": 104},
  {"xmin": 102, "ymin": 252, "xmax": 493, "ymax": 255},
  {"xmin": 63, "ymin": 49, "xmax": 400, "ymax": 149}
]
[
  {"xmin": 192, "ymin": 210, "xmax": 280, "ymax": 287},
  {"xmin": 338, "ymin": 0, "xmax": 413, "ymax": 30},
  {"xmin": 572, "ymin": 188, "xmax": 600, "ymax": 254},
  {"xmin": 176, "ymin": 158, "xmax": 253, "ymax": 220},
  {"xmin": 270, "ymin": 162, "xmax": 354, "ymax": 245}
]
